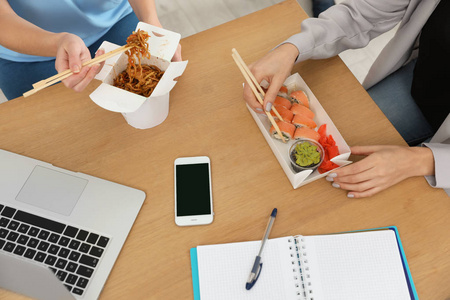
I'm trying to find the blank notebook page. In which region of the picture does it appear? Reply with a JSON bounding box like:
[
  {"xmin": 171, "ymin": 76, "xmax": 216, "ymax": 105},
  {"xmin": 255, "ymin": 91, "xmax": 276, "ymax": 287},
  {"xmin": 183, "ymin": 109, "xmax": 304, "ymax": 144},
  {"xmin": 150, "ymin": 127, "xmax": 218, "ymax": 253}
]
[
  {"xmin": 302, "ymin": 230, "xmax": 411, "ymax": 300},
  {"xmin": 196, "ymin": 237, "xmax": 299, "ymax": 300}
]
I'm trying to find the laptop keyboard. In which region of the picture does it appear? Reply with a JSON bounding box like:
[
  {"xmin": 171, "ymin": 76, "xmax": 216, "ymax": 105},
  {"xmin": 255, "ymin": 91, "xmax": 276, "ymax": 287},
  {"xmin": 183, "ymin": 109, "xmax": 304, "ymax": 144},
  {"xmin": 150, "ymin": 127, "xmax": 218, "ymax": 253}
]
[{"xmin": 0, "ymin": 204, "xmax": 110, "ymax": 297}]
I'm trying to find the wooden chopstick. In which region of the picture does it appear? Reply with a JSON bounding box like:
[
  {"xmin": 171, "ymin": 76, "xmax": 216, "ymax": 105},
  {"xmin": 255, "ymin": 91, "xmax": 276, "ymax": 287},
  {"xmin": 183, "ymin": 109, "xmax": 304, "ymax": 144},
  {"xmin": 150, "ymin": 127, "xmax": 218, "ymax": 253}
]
[
  {"xmin": 23, "ymin": 45, "xmax": 132, "ymax": 98},
  {"xmin": 231, "ymin": 48, "xmax": 284, "ymax": 122},
  {"xmin": 231, "ymin": 51, "xmax": 287, "ymax": 143}
]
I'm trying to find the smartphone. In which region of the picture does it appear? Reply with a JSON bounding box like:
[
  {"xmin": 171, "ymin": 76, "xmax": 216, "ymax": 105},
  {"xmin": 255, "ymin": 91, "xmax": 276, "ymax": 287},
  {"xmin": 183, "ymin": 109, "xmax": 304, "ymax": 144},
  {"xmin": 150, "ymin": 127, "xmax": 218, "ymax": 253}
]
[{"xmin": 174, "ymin": 156, "xmax": 214, "ymax": 226}]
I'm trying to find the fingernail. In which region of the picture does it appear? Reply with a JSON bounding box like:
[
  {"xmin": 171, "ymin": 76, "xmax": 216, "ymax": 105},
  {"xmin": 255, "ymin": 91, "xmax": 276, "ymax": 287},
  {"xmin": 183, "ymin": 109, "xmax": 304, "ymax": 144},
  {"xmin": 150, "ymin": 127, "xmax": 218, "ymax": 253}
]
[
  {"xmin": 325, "ymin": 176, "xmax": 334, "ymax": 182},
  {"xmin": 255, "ymin": 108, "xmax": 264, "ymax": 113},
  {"xmin": 265, "ymin": 102, "xmax": 272, "ymax": 112},
  {"xmin": 72, "ymin": 65, "xmax": 80, "ymax": 73},
  {"xmin": 328, "ymin": 172, "xmax": 337, "ymax": 178},
  {"xmin": 347, "ymin": 193, "xmax": 355, "ymax": 198},
  {"xmin": 95, "ymin": 48, "xmax": 105, "ymax": 55},
  {"xmin": 332, "ymin": 183, "xmax": 340, "ymax": 188}
]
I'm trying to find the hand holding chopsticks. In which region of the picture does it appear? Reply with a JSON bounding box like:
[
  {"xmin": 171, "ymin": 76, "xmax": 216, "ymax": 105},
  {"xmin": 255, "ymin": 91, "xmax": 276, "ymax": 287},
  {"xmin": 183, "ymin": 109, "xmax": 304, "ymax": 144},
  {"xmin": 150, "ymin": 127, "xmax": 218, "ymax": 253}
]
[
  {"xmin": 23, "ymin": 44, "xmax": 132, "ymax": 98},
  {"xmin": 231, "ymin": 48, "xmax": 287, "ymax": 143}
]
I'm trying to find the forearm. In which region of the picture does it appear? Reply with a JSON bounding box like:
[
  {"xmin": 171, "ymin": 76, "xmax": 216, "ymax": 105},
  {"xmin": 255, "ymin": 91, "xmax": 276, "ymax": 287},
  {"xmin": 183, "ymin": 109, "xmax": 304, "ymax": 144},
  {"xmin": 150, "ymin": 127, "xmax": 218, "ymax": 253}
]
[
  {"xmin": 287, "ymin": 0, "xmax": 410, "ymax": 62},
  {"xmin": 409, "ymin": 146, "xmax": 435, "ymax": 177},
  {"xmin": 331, "ymin": 145, "xmax": 435, "ymax": 198},
  {"xmin": 128, "ymin": 0, "xmax": 161, "ymax": 27},
  {"xmin": 0, "ymin": 1, "xmax": 64, "ymax": 57}
]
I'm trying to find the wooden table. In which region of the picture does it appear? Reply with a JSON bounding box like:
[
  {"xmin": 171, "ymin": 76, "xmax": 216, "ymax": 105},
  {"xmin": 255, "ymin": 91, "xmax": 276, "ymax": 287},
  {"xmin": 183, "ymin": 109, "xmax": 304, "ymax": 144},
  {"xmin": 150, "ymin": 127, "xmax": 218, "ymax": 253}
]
[{"xmin": 1, "ymin": 0, "xmax": 449, "ymax": 299}]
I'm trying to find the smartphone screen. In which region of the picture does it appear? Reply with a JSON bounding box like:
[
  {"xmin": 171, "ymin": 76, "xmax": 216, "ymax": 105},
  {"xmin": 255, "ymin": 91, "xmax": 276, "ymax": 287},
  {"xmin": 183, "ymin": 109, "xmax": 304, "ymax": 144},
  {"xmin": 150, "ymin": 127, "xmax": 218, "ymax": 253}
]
[{"xmin": 175, "ymin": 163, "xmax": 212, "ymax": 216}]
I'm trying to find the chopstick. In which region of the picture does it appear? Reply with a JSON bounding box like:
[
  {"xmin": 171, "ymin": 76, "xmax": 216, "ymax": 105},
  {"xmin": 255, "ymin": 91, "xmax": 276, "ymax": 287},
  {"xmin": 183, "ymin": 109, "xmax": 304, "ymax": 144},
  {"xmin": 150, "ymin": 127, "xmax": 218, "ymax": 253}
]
[
  {"xmin": 231, "ymin": 49, "xmax": 287, "ymax": 143},
  {"xmin": 23, "ymin": 44, "xmax": 132, "ymax": 98}
]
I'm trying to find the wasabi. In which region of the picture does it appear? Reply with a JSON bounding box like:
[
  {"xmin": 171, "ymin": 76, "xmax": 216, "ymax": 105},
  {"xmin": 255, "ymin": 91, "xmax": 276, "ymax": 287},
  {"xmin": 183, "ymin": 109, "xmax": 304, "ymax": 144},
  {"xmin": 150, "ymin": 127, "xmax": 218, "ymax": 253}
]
[{"xmin": 294, "ymin": 141, "xmax": 321, "ymax": 167}]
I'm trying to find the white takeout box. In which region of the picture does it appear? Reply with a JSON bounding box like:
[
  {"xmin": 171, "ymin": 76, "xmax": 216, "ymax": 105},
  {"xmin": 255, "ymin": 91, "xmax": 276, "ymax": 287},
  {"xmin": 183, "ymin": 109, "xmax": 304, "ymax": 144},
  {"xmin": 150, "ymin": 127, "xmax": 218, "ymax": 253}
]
[
  {"xmin": 248, "ymin": 73, "xmax": 352, "ymax": 188},
  {"xmin": 90, "ymin": 22, "xmax": 188, "ymax": 129}
]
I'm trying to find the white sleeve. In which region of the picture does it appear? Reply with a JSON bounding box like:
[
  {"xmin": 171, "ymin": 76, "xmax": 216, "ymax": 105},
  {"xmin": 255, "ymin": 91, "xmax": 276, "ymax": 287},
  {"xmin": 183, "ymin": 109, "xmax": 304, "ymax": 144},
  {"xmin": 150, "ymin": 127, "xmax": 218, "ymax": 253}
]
[
  {"xmin": 283, "ymin": 0, "xmax": 410, "ymax": 62},
  {"xmin": 422, "ymin": 143, "xmax": 450, "ymax": 189}
]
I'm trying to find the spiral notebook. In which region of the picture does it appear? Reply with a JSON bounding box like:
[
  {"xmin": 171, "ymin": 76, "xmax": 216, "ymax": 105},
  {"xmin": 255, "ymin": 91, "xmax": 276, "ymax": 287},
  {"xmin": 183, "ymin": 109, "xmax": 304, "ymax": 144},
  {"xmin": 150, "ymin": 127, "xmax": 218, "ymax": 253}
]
[{"xmin": 190, "ymin": 227, "xmax": 418, "ymax": 300}]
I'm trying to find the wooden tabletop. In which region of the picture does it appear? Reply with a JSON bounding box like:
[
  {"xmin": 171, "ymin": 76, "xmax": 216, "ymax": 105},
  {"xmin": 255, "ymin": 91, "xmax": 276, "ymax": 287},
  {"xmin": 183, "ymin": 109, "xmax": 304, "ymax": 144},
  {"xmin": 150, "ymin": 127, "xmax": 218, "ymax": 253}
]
[{"xmin": 1, "ymin": 0, "xmax": 449, "ymax": 299}]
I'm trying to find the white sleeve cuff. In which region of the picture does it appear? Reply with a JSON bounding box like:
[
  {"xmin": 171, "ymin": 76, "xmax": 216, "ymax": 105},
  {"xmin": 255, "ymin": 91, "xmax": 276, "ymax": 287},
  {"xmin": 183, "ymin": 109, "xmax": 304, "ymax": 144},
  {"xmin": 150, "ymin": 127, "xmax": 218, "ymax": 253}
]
[{"xmin": 422, "ymin": 143, "xmax": 450, "ymax": 189}]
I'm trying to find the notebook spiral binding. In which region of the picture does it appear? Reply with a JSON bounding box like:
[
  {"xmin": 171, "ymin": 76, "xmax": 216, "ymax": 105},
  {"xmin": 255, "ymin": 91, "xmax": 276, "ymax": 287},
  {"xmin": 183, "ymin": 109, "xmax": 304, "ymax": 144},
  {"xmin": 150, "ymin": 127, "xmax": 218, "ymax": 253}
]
[
  {"xmin": 287, "ymin": 237, "xmax": 305, "ymax": 300},
  {"xmin": 289, "ymin": 236, "xmax": 314, "ymax": 300}
]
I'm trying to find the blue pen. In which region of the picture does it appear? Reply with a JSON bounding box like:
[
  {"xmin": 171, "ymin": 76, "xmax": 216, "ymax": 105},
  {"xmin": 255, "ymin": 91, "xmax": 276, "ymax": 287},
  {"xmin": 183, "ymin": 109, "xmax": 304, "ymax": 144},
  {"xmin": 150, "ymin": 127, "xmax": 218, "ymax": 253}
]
[{"xmin": 246, "ymin": 208, "xmax": 277, "ymax": 290}]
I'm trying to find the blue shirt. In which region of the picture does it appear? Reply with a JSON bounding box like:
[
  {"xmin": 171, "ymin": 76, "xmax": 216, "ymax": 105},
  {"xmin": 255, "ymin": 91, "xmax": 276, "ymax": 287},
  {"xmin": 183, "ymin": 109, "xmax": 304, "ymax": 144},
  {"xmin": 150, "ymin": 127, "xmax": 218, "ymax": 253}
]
[{"xmin": 0, "ymin": 0, "xmax": 132, "ymax": 62}]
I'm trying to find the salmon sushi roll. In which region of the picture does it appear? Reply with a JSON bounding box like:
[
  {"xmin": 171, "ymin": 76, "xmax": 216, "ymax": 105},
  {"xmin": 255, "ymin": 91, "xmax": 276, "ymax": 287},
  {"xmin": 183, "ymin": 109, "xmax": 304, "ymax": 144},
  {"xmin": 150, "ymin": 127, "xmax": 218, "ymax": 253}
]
[
  {"xmin": 279, "ymin": 85, "xmax": 288, "ymax": 94},
  {"xmin": 278, "ymin": 85, "xmax": 289, "ymax": 98},
  {"xmin": 269, "ymin": 121, "xmax": 296, "ymax": 141},
  {"xmin": 294, "ymin": 127, "xmax": 321, "ymax": 142},
  {"xmin": 274, "ymin": 96, "xmax": 292, "ymax": 110},
  {"xmin": 290, "ymin": 103, "xmax": 315, "ymax": 119},
  {"xmin": 271, "ymin": 106, "xmax": 294, "ymax": 122},
  {"xmin": 292, "ymin": 114, "xmax": 317, "ymax": 129},
  {"xmin": 290, "ymin": 90, "xmax": 310, "ymax": 108}
]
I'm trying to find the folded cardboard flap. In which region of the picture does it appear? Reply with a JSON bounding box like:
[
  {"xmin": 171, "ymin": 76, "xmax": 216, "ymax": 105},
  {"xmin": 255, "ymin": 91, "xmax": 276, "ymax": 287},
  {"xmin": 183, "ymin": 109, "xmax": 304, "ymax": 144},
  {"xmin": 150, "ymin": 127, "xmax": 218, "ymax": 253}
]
[
  {"xmin": 90, "ymin": 85, "xmax": 145, "ymax": 113},
  {"xmin": 151, "ymin": 61, "xmax": 187, "ymax": 98},
  {"xmin": 136, "ymin": 22, "xmax": 181, "ymax": 62}
]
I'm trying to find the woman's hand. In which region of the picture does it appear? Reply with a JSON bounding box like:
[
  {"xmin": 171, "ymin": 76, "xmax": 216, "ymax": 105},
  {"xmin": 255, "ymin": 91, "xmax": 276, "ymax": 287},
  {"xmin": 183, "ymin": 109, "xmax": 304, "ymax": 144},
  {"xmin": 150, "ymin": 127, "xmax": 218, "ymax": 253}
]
[
  {"xmin": 55, "ymin": 33, "xmax": 104, "ymax": 92},
  {"xmin": 243, "ymin": 43, "xmax": 299, "ymax": 113},
  {"xmin": 326, "ymin": 145, "xmax": 435, "ymax": 198}
]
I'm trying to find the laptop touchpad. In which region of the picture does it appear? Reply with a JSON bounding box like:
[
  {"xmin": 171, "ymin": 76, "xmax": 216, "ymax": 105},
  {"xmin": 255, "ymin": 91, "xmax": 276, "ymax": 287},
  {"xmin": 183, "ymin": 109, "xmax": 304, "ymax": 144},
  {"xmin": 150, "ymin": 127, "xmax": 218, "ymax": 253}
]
[{"xmin": 16, "ymin": 166, "xmax": 88, "ymax": 216}]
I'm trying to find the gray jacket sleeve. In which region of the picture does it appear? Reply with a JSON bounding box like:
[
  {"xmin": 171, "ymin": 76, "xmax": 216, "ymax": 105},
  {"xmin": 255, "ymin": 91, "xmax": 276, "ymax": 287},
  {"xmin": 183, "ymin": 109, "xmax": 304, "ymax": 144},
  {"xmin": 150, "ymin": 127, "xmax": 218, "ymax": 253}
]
[
  {"xmin": 284, "ymin": 0, "xmax": 410, "ymax": 63},
  {"xmin": 422, "ymin": 143, "xmax": 450, "ymax": 189},
  {"xmin": 422, "ymin": 114, "xmax": 450, "ymax": 190}
]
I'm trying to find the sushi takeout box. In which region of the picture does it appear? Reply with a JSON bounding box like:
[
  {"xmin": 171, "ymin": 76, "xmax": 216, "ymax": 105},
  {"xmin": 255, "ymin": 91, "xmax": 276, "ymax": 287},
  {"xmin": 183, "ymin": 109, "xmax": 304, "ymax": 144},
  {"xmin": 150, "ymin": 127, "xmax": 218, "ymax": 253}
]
[
  {"xmin": 90, "ymin": 22, "xmax": 188, "ymax": 129},
  {"xmin": 247, "ymin": 73, "xmax": 352, "ymax": 189}
]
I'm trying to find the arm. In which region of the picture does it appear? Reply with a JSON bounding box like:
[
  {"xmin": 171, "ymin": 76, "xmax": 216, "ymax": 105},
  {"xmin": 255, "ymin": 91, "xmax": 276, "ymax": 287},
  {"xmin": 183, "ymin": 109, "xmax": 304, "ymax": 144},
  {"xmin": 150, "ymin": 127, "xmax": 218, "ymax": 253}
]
[
  {"xmin": 330, "ymin": 114, "xmax": 450, "ymax": 198},
  {"xmin": 0, "ymin": 0, "xmax": 102, "ymax": 92},
  {"xmin": 0, "ymin": 0, "xmax": 65, "ymax": 57},
  {"xmin": 244, "ymin": 0, "xmax": 410, "ymax": 111},
  {"xmin": 128, "ymin": 0, "xmax": 182, "ymax": 61},
  {"xmin": 290, "ymin": 0, "xmax": 410, "ymax": 62},
  {"xmin": 128, "ymin": 0, "xmax": 162, "ymax": 27},
  {"xmin": 327, "ymin": 145, "xmax": 435, "ymax": 198}
]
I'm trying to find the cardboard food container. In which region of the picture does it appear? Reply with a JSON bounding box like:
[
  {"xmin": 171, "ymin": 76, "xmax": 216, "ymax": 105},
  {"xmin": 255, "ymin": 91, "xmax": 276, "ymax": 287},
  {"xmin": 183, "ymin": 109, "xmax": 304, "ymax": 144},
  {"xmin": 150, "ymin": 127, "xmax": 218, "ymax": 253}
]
[
  {"xmin": 247, "ymin": 73, "xmax": 352, "ymax": 188},
  {"xmin": 90, "ymin": 22, "xmax": 188, "ymax": 129}
]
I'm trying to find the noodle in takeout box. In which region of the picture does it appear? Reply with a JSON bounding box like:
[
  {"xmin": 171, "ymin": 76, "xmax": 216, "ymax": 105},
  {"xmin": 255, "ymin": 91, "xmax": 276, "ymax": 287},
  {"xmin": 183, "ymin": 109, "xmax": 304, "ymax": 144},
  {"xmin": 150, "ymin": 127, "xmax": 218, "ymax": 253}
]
[
  {"xmin": 247, "ymin": 73, "xmax": 352, "ymax": 188},
  {"xmin": 90, "ymin": 22, "xmax": 188, "ymax": 129}
]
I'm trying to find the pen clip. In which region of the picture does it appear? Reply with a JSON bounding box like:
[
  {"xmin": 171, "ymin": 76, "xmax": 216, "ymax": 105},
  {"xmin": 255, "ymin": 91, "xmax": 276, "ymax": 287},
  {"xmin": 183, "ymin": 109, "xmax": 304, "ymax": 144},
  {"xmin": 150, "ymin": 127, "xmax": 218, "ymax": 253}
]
[{"xmin": 246, "ymin": 262, "xmax": 263, "ymax": 290}]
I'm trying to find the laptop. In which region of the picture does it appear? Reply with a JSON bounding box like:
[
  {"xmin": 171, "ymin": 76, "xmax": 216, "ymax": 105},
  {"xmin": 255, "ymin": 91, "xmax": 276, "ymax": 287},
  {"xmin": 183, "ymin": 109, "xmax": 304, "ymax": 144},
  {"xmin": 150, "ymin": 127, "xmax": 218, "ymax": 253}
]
[{"xmin": 0, "ymin": 149, "xmax": 146, "ymax": 299}]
